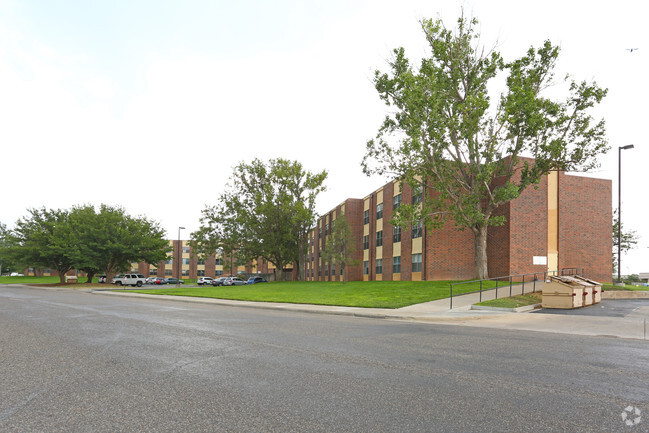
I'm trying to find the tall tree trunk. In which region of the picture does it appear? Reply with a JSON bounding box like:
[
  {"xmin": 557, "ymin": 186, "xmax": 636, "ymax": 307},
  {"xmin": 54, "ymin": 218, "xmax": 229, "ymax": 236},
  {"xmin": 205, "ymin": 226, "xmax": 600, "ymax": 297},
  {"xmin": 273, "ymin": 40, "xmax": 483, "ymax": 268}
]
[{"xmin": 473, "ymin": 225, "xmax": 489, "ymax": 280}]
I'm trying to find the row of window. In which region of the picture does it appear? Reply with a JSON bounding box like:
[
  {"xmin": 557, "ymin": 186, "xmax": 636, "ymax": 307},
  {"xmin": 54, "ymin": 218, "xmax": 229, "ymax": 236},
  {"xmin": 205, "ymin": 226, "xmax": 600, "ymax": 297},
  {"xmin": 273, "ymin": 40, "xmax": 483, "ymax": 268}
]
[
  {"xmin": 362, "ymin": 189, "xmax": 422, "ymax": 225},
  {"xmin": 148, "ymin": 269, "xmax": 225, "ymax": 277},
  {"xmin": 363, "ymin": 222, "xmax": 422, "ymax": 249},
  {"xmin": 362, "ymin": 253, "xmax": 422, "ymax": 275},
  {"xmin": 163, "ymin": 258, "xmax": 222, "ymax": 265}
]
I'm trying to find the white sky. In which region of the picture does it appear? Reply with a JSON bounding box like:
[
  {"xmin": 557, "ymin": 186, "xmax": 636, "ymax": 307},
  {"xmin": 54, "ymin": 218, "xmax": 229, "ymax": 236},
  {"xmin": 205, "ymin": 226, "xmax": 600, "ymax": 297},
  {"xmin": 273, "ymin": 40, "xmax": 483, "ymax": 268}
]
[{"xmin": 1, "ymin": 0, "xmax": 647, "ymax": 275}]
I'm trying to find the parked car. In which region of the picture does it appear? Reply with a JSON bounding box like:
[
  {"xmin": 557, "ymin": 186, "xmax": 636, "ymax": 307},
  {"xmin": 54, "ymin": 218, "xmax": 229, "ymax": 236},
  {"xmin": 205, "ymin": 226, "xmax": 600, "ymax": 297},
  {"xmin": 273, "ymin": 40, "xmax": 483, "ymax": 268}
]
[
  {"xmin": 223, "ymin": 276, "xmax": 246, "ymax": 286},
  {"xmin": 112, "ymin": 273, "xmax": 147, "ymax": 287},
  {"xmin": 152, "ymin": 277, "xmax": 165, "ymax": 285},
  {"xmin": 145, "ymin": 277, "xmax": 157, "ymax": 284},
  {"xmin": 197, "ymin": 277, "xmax": 214, "ymax": 286},
  {"xmin": 163, "ymin": 277, "xmax": 184, "ymax": 285},
  {"xmin": 211, "ymin": 277, "xmax": 228, "ymax": 286},
  {"xmin": 246, "ymin": 276, "xmax": 268, "ymax": 285},
  {"xmin": 98, "ymin": 275, "xmax": 107, "ymax": 283}
]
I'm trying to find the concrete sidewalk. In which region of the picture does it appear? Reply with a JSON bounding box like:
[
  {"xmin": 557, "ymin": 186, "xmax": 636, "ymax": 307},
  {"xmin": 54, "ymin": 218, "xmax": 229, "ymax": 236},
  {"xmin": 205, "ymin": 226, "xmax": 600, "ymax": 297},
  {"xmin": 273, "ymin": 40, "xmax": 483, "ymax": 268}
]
[{"xmin": 90, "ymin": 284, "xmax": 649, "ymax": 341}]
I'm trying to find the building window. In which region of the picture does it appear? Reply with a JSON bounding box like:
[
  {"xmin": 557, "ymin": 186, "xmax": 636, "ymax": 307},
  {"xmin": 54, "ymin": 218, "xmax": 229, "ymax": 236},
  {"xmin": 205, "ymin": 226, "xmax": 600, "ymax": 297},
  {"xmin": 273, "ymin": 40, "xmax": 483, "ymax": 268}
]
[
  {"xmin": 393, "ymin": 226, "xmax": 401, "ymax": 243},
  {"xmin": 149, "ymin": 269, "xmax": 158, "ymax": 276},
  {"xmin": 363, "ymin": 261, "xmax": 369, "ymax": 275},
  {"xmin": 165, "ymin": 269, "xmax": 172, "ymax": 276},
  {"xmin": 363, "ymin": 235, "xmax": 369, "ymax": 250},
  {"xmin": 165, "ymin": 258, "xmax": 173, "ymax": 265},
  {"xmin": 412, "ymin": 253, "xmax": 422, "ymax": 273},
  {"xmin": 376, "ymin": 230, "xmax": 383, "ymax": 247},
  {"xmin": 376, "ymin": 203, "xmax": 383, "ymax": 220},
  {"xmin": 182, "ymin": 246, "xmax": 190, "ymax": 254},
  {"xmin": 215, "ymin": 258, "xmax": 223, "ymax": 266},
  {"xmin": 197, "ymin": 270, "xmax": 205, "ymax": 276},
  {"xmin": 325, "ymin": 223, "xmax": 329, "ymax": 235},
  {"xmin": 412, "ymin": 221, "xmax": 423, "ymax": 238},
  {"xmin": 215, "ymin": 270, "xmax": 223, "ymax": 276},
  {"xmin": 376, "ymin": 259, "xmax": 383, "ymax": 275},
  {"xmin": 363, "ymin": 210, "xmax": 370, "ymax": 225},
  {"xmin": 182, "ymin": 270, "xmax": 189, "ymax": 276},
  {"xmin": 182, "ymin": 258, "xmax": 190, "ymax": 265},
  {"xmin": 332, "ymin": 264, "xmax": 335, "ymax": 275},
  {"xmin": 393, "ymin": 194, "xmax": 402, "ymax": 210},
  {"xmin": 412, "ymin": 186, "xmax": 423, "ymax": 204},
  {"xmin": 393, "ymin": 256, "xmax": 401, "ymax": 274},
  {"xmin": 197, "ymin": 259, "xmax": 205, "ymax": 265}
]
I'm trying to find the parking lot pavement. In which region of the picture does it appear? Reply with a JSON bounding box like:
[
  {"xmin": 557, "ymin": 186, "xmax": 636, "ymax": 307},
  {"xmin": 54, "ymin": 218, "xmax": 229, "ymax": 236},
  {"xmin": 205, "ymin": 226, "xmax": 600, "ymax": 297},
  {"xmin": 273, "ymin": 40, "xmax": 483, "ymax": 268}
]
[{"xmin": 533, "ymin": 299, "xmax": 649, "ymax": 318}]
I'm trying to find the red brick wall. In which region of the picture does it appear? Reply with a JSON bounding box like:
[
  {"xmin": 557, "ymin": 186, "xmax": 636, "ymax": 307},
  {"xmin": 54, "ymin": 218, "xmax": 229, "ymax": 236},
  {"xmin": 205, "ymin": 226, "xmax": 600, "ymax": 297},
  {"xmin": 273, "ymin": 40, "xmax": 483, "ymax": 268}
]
[
  {"xmin": 507, "ymin": 175, "xmax": 549, "ymax": 277},
  {"xmin": 344, "ymin": 198, "xmax": 365, "ymax": 282},
  {"xmin": 428, "ymin": 219, "xmax": 476, "ymax": 280},
  {"xmin": 487, "ymin": 201, "xmax": 511, "ymax": 279},
  {"xmin": 558, "ymin": 173, "xmax": 612, "ymax": 283}
]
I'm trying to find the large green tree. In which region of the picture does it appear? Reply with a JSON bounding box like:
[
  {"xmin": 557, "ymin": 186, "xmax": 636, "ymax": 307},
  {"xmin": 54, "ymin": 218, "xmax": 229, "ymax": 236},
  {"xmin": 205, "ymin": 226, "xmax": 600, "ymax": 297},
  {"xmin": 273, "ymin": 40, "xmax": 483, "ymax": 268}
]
[
  {"xmin": 68, "ymin": 204, "xmax": 170, "ymax": 284},
  {"xmin": 10, "ymin": 208, "xmax": 80, "ymax": 283},
  {"xmin": 362, "ymin": 15, "xmax": 608, "ymax": 279},
  {"xmin": 0, "ymin": 222, "xmax": 20, "ymax": 276},
  {"xmin": 192, "ymin": 158, "xmax": 327, "ymax": 280},
  {"xmin": 321, "ymin": 214, "xmax": 358, "ymax": 284}
]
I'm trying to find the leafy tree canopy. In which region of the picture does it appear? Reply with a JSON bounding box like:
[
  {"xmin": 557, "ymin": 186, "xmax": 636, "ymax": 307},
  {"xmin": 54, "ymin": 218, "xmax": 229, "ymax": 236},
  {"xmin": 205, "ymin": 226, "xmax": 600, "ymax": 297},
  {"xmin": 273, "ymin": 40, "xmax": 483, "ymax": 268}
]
[
  {"xmin": 69, "ymin": 204, "xmax": 170, "ymax": 283},
  {"xmin": 362, "ymin": 15, "xmax": 608, "ymax": 279},
  {"xmin": 192, "ymin": 158, "xmax": 327, "ymax": 280},
  {"xmin": 10, "ymin": 208, "xmax": 80, "ymax": 283}
]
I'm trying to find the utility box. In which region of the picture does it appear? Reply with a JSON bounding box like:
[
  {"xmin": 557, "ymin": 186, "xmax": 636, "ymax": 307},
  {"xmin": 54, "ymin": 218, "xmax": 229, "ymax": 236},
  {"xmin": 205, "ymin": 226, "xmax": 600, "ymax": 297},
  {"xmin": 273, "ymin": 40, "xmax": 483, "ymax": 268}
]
[
  {"xmin": 542, "ymin": 276, "xmax": 584, "ymax": 309},
  {"xmin": 573, "ymin": 276, "xmax": 603, "ymax": 304}
]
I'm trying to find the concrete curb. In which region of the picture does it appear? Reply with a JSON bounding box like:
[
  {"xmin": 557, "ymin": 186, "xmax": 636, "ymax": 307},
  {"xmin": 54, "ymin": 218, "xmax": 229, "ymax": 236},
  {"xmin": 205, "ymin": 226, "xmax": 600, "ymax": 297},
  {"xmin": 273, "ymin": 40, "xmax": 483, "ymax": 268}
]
[
  {"xmin": 90, "ymin": 290, "xmax": 502, "ymax": 322},
  {"xmin": 471, "ymin": 303, "xmax": 542, "ymax": 313}
]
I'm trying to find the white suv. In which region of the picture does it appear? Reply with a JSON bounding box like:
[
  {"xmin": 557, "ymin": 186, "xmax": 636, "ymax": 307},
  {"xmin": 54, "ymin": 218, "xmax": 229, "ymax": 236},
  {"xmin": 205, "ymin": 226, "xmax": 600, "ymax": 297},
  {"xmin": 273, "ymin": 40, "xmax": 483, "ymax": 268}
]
[
  {"xmin": 197, "ymin": 277, "xmax": 214, "ymax": 286},
  {"xmin": 112, "ymin": 273, "xmax": 147, "ymax": 287}
]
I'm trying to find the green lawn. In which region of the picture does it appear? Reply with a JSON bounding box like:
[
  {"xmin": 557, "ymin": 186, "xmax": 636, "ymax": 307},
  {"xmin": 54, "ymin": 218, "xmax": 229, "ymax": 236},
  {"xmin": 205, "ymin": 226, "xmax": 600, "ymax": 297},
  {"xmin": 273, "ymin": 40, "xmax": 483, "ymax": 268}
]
[
  {"xmin": 0, "ymin": 276, "xmax": 71, "ymax": 284},
  {"xmin": 128, "ymin": 280, "xmax": 495, "ymax": 309},
  {"xmin": 602, "ymin": 283, "xmax": 649, "ymax": 291},
  {"xmin": 476, "ymin": 292, "xmax": 542, "ymax": 308}
]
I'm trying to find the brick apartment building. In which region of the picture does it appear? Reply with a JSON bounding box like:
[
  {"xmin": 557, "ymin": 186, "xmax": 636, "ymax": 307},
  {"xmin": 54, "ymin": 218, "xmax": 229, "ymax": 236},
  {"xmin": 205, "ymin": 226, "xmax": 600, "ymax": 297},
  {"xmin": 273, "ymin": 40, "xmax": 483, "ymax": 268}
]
[
  {"xmin": 306, "ymin": 170, "xmax": 612, "ymax": 283},
  {"xmin": 27, "ymin": 168, "xmax": 611, "ymax": 283},
  {"xmin": 27, "ymin": 241, "xmax": 276, "ymax": 280}
]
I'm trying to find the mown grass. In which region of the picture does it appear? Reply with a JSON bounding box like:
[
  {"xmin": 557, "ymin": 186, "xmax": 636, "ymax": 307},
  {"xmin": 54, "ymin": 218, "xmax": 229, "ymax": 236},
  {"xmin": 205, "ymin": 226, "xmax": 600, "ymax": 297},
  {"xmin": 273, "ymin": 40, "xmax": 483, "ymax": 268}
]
[
  {"xmin": 128, "ymin": 279, "xmax": 496, "ymax": 309},
  {"xmin": 602, "ymin": 283, "xmax": 649, "ymax": 292},
  {"xmin": 476, "ymin": 292, "xmax": 542, "ymax": 309}
]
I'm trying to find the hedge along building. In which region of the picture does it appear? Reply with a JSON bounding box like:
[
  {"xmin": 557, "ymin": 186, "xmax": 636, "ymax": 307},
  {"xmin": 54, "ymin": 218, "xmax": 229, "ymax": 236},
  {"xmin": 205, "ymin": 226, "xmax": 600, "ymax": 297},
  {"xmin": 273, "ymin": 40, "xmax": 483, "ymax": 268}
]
[{"xmin": 306, "ymin": 169, "xmax": 612, "ymax": 284}]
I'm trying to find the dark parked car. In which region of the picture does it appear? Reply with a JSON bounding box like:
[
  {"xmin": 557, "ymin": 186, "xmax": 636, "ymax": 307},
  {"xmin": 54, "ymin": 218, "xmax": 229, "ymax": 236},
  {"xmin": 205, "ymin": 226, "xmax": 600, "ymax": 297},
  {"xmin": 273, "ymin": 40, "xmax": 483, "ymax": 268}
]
[
  {"xmin": 246, "ymin": 276, "xmax": 268, "ymax": 284},
  {"xmin": 163, "ymin": 278, "xmax": 184, "ymax": 285},
  {"xmin": 211, "ymin": 277, "xmax": 228, "ymax": 286}
]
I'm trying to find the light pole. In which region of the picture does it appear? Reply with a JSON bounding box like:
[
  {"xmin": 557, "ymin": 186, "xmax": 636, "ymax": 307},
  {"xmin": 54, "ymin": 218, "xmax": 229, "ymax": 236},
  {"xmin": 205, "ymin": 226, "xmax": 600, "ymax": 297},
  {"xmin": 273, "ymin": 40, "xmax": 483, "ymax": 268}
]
[
  {"xmin": 177, "ymin": 226, "xmax": 185, "ymax": 286},
  {"xmin": 617, "ymin": 145, "xmax": 634, "ymax": 284}
]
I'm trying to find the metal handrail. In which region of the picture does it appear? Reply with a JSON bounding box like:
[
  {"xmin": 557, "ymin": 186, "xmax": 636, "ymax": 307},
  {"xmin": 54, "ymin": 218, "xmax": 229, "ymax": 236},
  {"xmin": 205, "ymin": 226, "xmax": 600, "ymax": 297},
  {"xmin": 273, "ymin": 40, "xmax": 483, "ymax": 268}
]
[{"xmin": 449, "ymin": 268, "xmax": 584, "ymax": 309}]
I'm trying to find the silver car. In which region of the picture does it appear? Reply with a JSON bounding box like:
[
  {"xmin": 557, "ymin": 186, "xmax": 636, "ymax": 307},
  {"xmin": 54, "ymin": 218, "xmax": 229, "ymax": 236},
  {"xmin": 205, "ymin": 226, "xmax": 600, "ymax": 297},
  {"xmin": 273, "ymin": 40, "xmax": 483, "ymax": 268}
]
[{"xmin": 223, "ymin": 277, "xmax": 246, "ymax": 286}]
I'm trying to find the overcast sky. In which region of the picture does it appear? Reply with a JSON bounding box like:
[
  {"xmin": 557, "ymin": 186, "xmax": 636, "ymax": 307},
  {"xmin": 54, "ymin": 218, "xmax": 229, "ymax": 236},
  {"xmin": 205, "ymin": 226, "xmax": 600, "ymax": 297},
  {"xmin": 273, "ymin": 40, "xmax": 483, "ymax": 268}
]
[{"xmin": 1, "ymin": 0, "xmax": 646, "ymax": 275}]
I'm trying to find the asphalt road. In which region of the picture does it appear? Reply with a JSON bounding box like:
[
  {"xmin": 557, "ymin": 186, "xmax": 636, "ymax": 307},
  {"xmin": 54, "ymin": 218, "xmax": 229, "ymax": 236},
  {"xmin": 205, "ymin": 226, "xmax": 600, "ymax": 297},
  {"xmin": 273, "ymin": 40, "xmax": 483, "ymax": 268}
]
[{"xmin": 1, "ymin": 285, "xmax": 648, "ymax": 432}]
